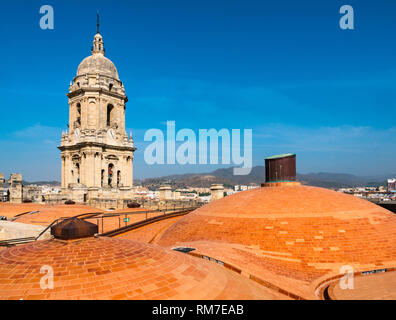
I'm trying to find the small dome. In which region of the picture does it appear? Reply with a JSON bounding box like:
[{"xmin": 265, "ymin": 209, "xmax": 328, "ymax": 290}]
[
  {"xmin": 77, "ymin": 54, "xmax": 119, "ymax": 79},
  {"xmin": 0, "ymin": 237, "xmax": 276, "ymax": 300},
  {"xmin": 51, "ymin": 218, "xmax": 98, "ymax": 240}
]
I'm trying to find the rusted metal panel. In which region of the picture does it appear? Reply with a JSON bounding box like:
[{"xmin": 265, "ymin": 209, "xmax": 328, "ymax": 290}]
[
  {"xmin": 51, "ymin": 217, "xmax": 98, "ymax": 240},
  {"xmin": 265, "ymin": 154, "xmax": 296, "ymax": 182}
]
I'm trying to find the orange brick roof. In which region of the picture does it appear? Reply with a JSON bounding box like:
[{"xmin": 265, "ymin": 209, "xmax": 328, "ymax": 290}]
[
  {"xmin": 87, "ymin": 209, "xmax": 164, "ymax": 234},
  {"xmin": 0, "ymin": 236, "xmax": 285, "ymax": 300},
  {"xmin": 157, "ymin": 185, "xmax": 396, "ymax": 299},
  {"xmin": 3, "ymin": 204, "xmax": 101, "ymax": 225},
  {"xmin": 327, "ymin": 271, "xmax": 396, "ymax": 300},
  {"xmin": 5, "ymin": 203, "xmax": 177, "ymax": 234},
  {"xmin": 116, "ymin": 216, "xmax": 184, "ymax": 243},
  {"xmin": 0, "ymin": 203, "xmax": 47, "ymax": 219}
]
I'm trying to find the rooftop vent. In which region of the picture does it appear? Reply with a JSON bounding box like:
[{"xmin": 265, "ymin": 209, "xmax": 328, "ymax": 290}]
[
  {"xmin": 265, "ymin": 153, "xmax": 296, "ymax": 183},
  {"xmin": 172, "ymin": 247, "xmax": 196, "ymax": 254},
  {"xmin": 51, "ymin": 217, "xmax": 98, "ymax": 240}
]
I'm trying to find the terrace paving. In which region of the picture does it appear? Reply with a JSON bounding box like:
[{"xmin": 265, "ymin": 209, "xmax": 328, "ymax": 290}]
[{"xmin": 328, "ymin": 271, "xmax": 396, "ymax": 300}]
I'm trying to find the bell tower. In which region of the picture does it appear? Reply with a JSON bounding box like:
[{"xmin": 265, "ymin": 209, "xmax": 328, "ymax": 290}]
[{"xmin": 59, "ymin": 16, "xmax": 136, "ymax": 202}]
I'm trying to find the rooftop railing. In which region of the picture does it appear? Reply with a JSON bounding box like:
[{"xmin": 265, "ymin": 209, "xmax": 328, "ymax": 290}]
[{"xmin": 0, "ymin": 203, "xmax": 202, "ymax": 247}]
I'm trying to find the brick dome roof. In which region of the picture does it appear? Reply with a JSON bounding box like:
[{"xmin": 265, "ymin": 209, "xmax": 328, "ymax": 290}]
[
  {"xmin": 157, "ymin": 184, "xmax": 396, "ymax": 299},
  {"xmin": 0, "ymin": 237, "xmax": 277, "ymax": 300}
]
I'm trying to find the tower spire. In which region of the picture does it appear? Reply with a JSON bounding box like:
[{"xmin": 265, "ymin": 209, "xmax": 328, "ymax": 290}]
[
  {"xmin": 97, "ymin": 11, "xmax": 100, "ymax": 34},
  {"xmin": 92, "ymin": 11, "xmax": 104, "ymax": 55}
]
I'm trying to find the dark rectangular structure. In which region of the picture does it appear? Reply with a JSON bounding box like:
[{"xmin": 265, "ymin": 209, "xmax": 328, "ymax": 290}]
[{"xmin": 265, "ymin": 153, "xmax": 296, "ymax": 183}]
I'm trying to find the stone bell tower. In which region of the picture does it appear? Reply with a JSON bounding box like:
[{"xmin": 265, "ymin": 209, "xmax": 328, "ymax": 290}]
[{"xmin": 59, "ymin": 16, "xmax": 136, "ymax": 202}]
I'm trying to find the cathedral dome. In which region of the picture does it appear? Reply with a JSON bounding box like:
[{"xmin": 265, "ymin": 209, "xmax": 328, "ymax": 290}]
[
  {"xmin": 77, "ymin": 53, "xmax": 119, "ymax": 79},
  {"xmin": 0, "ymin": 235, "xmax": 279, "ymax": 300},
  {"xmin": 157, "ymin": 184, "xmax": 396, "ymax": 299}
]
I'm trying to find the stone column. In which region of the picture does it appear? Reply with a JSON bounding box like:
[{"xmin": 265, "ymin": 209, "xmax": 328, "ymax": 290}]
[
  {"xmin": 61, "ymin": 155, "xmax": 65, "ymax": 188},
  {"xmin": 69, "ymin": 101, "xmax": 76, "ymax": 133},
  {"xmin": 81, "ymin": 98, "xmax": 88, "ymax": 131},
  {"xmin": 131, "ymin": 156, "xmax": 134, "ymax": 187},
  {"xmin": 87, "ymin": 187, "xmax": 99, "ymax": 201},
  {"xmin": 210, "ymin": 184, "xmax": 224, "ymax": 202},
  {"xmin": 119, "ymin": 186, "xmax": 132, "ymax": 200},
  {"xmin": 84, "ymin": 152, "xmax": 92, "ymax": 187},
  {"xmin": 9, "ymin": 174, "xmax": 23, "ymax": 204},
  {"xmin": 80, "ymin": 154, "xmax": 85, "ymax": 185},
  {"xmin": 159, "ymin": 185, "xmax": 172, "ymax": 201},
  {"xmin": 104, "ymin": 163, "xmax": 109, "ymax": 187},
  {"xmin": 88, "ymin": 100, "xmax": 96, "ymax": 129},
  {"xmin": 64, "ymin": 155, "xmax": 71, "ymax": 188},
  {"xmin": 123, "ymin": 156, "xmax": 132, "ymax": 187}
]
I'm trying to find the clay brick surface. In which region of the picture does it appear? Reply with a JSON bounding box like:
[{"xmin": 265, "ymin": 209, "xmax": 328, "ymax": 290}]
[
  {"xmin": 0, "ymin": 236, "xmax": 287, "ymax": 300},
  {"xmin": 0, "ymin": 203, "xmax": 48, "ymax": 219},
  {"xmin": 329, "ymin": 271, "xmax": 396, "ymax": 300},
  {"xmin": 8, "ymin": 204, "xmax": 101, "ymax": 225},
  {"xmin": 2, "ymin": 203, "xmax": 157, "ymax": 234},
  {"xmin": 116, "ymin": 216, "xmax": 184, "ymax": 243},
  {"xmin": 156, "ymin": 185, "xmax": 396, "ymax": 299}
]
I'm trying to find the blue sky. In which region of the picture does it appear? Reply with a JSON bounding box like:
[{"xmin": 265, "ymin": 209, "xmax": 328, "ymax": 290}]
[{"xmin": 0, "ymin": 0, "xmax": 396, "ymax": 181}]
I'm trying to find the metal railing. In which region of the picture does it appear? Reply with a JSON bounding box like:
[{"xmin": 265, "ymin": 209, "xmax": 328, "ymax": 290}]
[
  {"xmin": 0, "ymin": 204, "xmax": 201, "ymax": 247},
  {"xmin": 0, "ymin": 237, "xmax": 36, "ymax": 247},
  {"xmin": 97, "ymin": 207, "xmax": 198, "ymax": 237},
  {"xmin": 10, "ymin": 210, "xmax": 40, "ymax": 222}
]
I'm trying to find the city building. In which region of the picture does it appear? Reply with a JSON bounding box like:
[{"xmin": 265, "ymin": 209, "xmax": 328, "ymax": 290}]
[
  {"xmin": 8, "ymin": 174, "xmax": 23, "ymax": 204},
  {"xmin": 388, "ymin": 179, "xmax": 396, "ymax": 192},
  {"xmin": 0, "ymin": 174, "xmax": 6, "ymax": 202},
  {"xmin": 22, "ymin": 185, "xmax": 42, "ymax": 203}
]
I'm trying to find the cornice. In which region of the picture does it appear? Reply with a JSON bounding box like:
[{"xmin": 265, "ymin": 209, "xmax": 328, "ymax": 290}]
[
  {"xmin": 67, "ymin": 87, "xmax": 128, "ymax": 102},
  {"xmin": 58, "ymin": 142, "xmax": 136, "ymax": 153}
]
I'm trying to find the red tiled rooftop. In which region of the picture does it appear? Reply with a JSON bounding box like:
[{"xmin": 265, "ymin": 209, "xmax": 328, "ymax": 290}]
[
  {"xmin": 0, "ymin": 237, "xmax": 286, "ymax": 300},
  {"xmin": 157, "ymin": 185, "xmax": 396, "ymax": 299},
  {"xmin": 86, "ymin": 208, "xmax": 164, "ymax": 233},
  {"xmin": 3, "ymin": 203, "xmax": 173, "ymax": 234},
  {"xmin": 13, "ymin": 204, "xmax": 101, "ymax": 226},
  {"xmin": 116, "ymin": 216, "xmax": 184, "ymax": 243},
  {"xmin": 0, "ymin": 203, "xmax": 48, "ymax": 219}
]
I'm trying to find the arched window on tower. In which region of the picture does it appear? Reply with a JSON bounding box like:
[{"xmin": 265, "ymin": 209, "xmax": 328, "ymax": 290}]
[
  {"xmin": 106, "ymin": 104, "xmax": 114, "ymax": 127},
  {"xmin": 117, "ymin": 170, "xmax": 121, "ymax": 187},
  {"xmin": 76, "ymin": 103, "xmax": 81, "ymax": 126},
  {"xmin": 101, "ymin": 169, "xmax": 104, "ymax": 187},
  {"xmin": 108, "ymin": 163, "xmax": 114, "ymax": 187},
  {"xmin": 76, "ymin": 163, "xmax": 80, "ymax": 184}
]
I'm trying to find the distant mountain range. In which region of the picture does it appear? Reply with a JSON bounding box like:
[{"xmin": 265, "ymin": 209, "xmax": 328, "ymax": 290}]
[
  {"xmin": 22, "ymin": 167, "xmax": 393, "ymax": 189},
  {"xmin": 22, "ymin": 181, "xmax": 61, "ymax": 187},
  {"xmin": 137, "ymin": 166, "xmax": 393, "ymax": 189}
]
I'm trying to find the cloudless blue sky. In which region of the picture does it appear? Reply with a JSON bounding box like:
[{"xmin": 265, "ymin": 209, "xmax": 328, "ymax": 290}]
[{"xmin": 0, "ymin": 0, "xmax": 396, "ymax": 181}]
